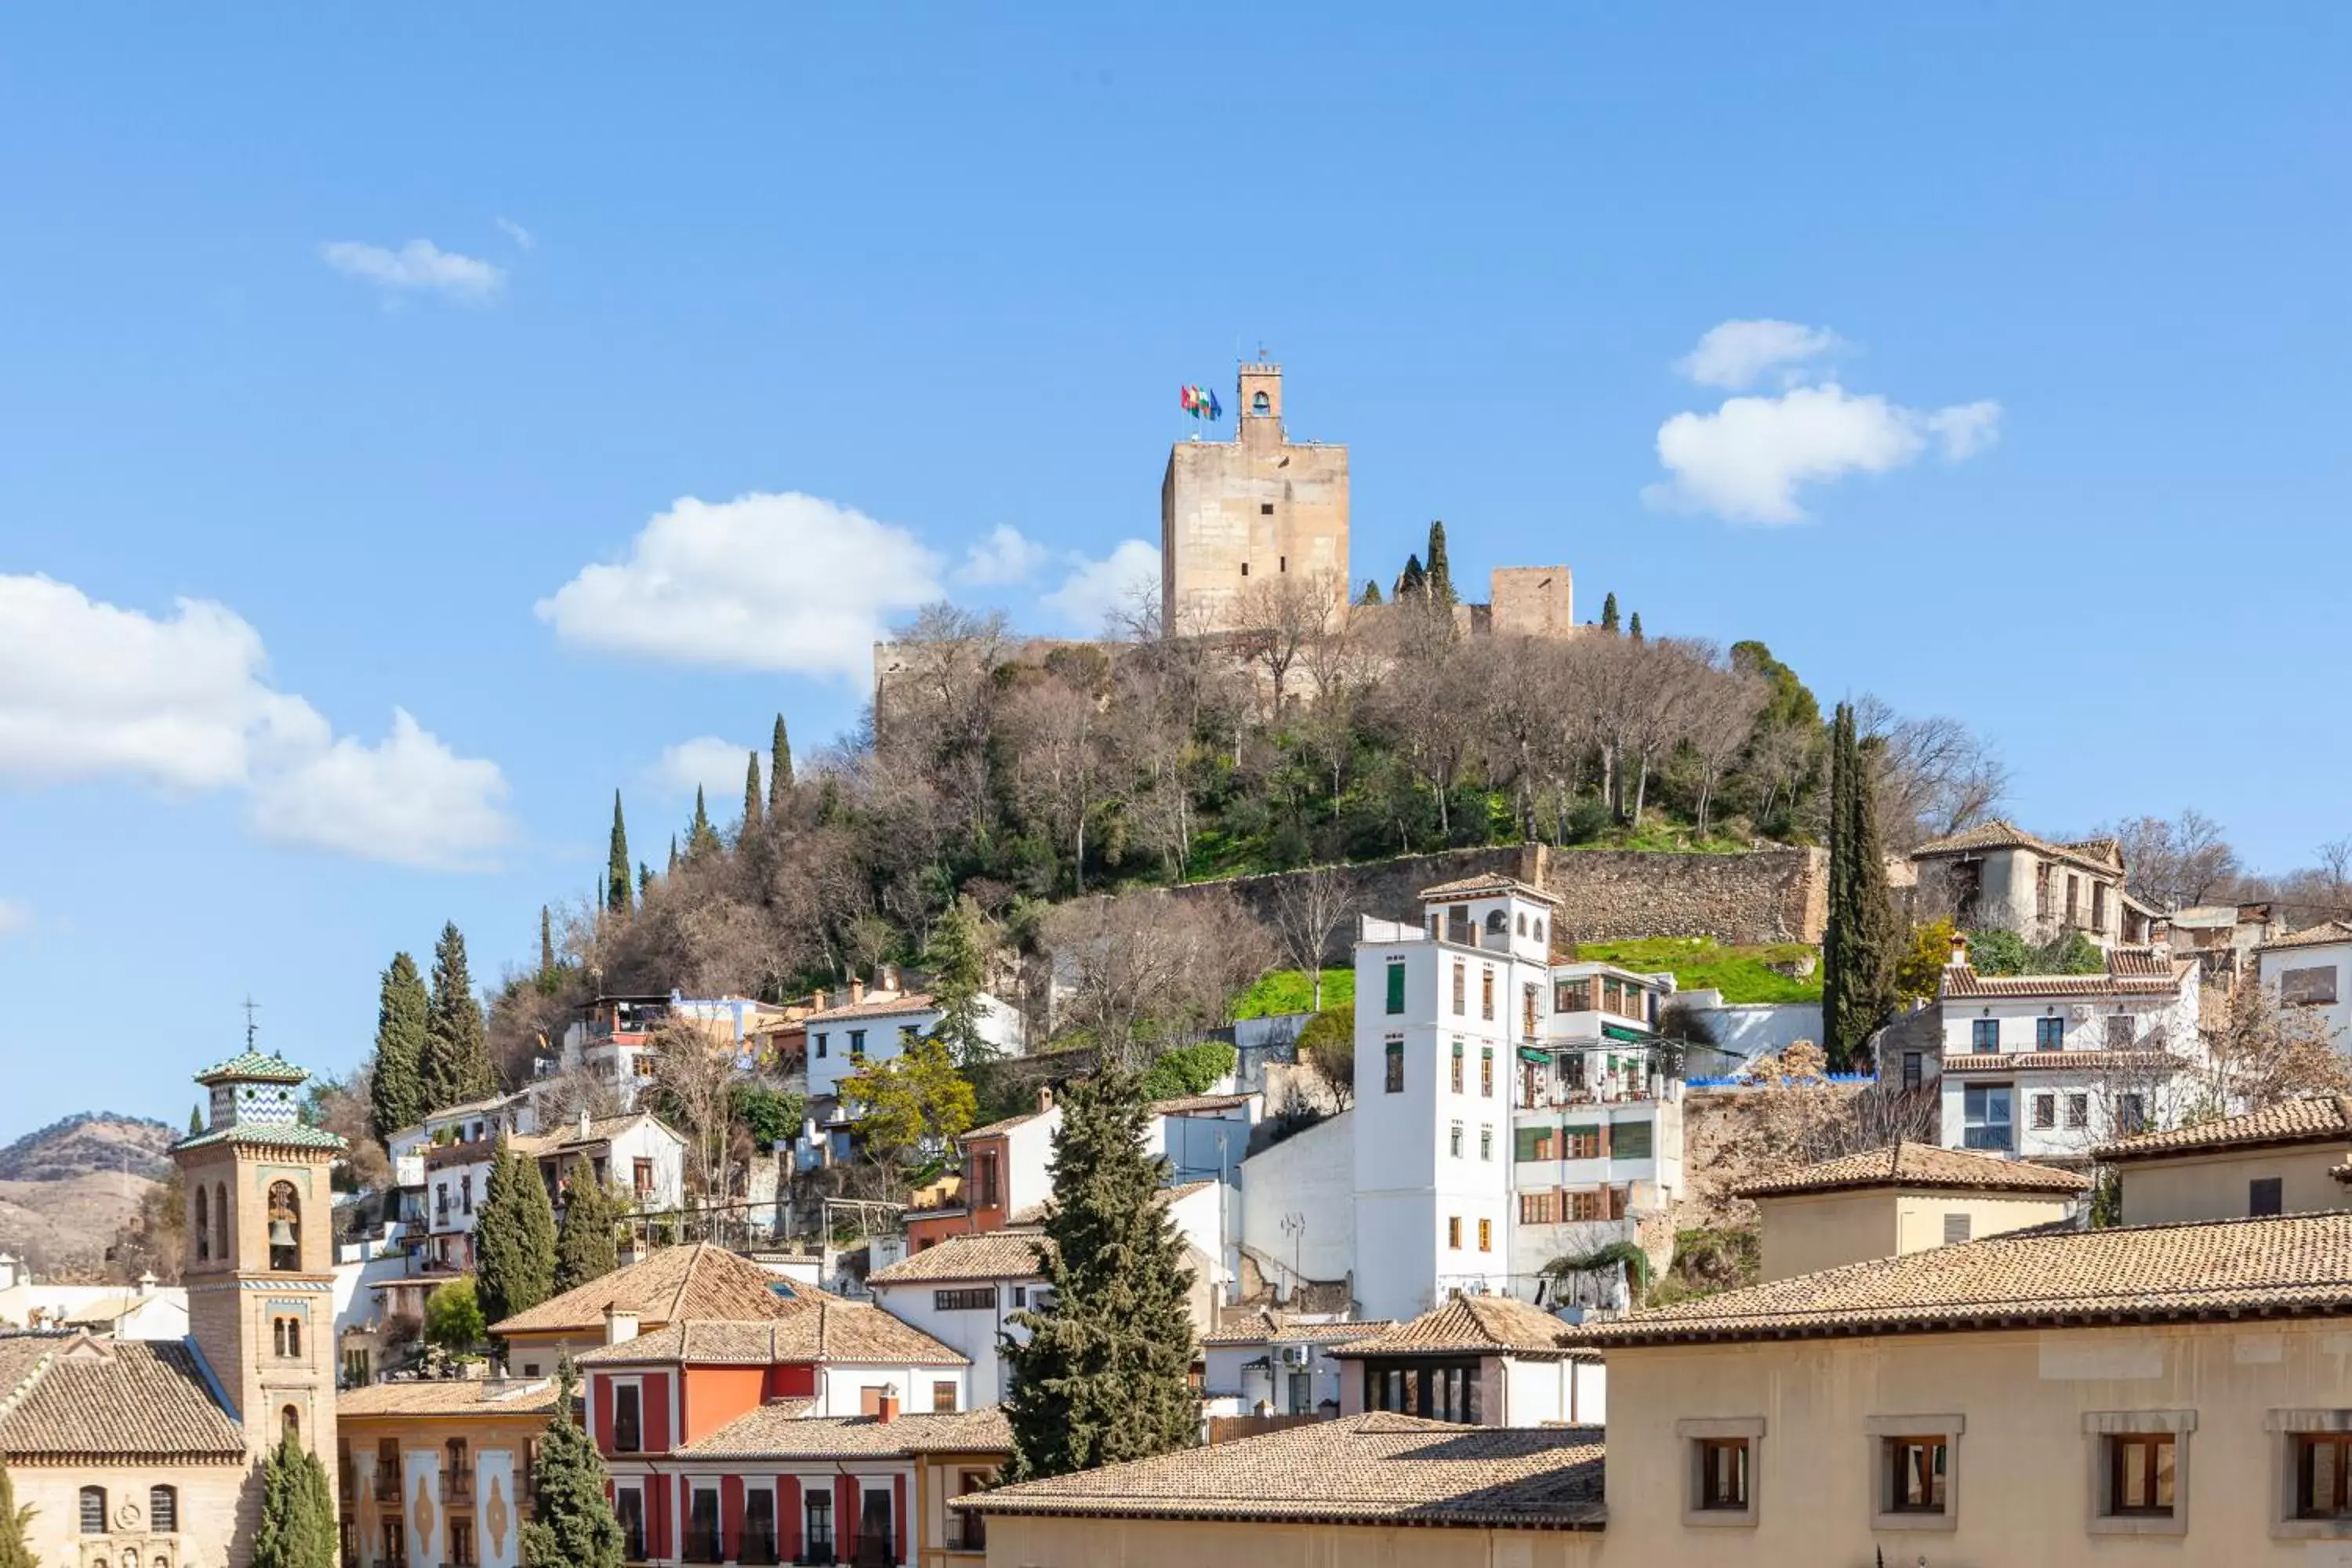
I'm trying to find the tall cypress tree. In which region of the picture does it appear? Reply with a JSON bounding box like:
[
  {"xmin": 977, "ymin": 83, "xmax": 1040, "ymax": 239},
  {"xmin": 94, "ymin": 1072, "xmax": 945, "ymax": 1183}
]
[
  {"xmin": 924, "ymin": 895, "xmax": 991, "ymax": 1065},
  {"xmin": 521, "ymin": 1362, "xmax": 626, "ymax": 1568},
  {"xmin": 687, "ymin": 789, "xmax": 721, "ymax": 858},
  {"xmin": 540, "ymin": 906, "xmax": 557, "ymax": 976},
  {"xmin": 423, "ymin": 924, "xmax": 495, "ymax": 1111},
  {"xmin": 742, "ymin": 752, "xmax": 764, "ymax": 835},
  {"xmin": 188, "ymin": 1105, "xmax": 205, "ymax": 1136},
  {"xmin": 1600, "ymin": 593, "xmax": 1621, "ymax": 633},
  {"xmin": 1628, "ymin": 611, "xmax": 1643, "ymax": 642},
  {"xmin": 251, "ymin": 1434, "xmax": 336, "ymax": 1568},
  {"xmin": 554, "ymin": 1158, "xmax": 620, "ymax": 1293},
  {"xmin": 1824, "ymin": 702, "xmax": 1900, "ymax": 1069},
  {"xmin": 0, "ymin": 1456, "xmax": 38, "ymax": 1568},
  {"xmin": 1425, "ymin": 520, "xmax": 1457, "ymax": 606},
  {"xmin": 475, "ymin": 1138, "xmax": 558, "ymax": 1330},
  {"xmin": 666, "ymin": 836, "xmax": 679, "ymax": 874},
  {"xmin": 769, "ymin": 714, "xmax": 794, "ymax": 811},
  {"xmin": 605, "ymin": 792, "xmax": 631, "ymax": 914},
  {"xmin": 1002, "ymin": 1070, "xmax": 1198, "ymax": 1480},
  {"xmin": 369, "ymin": 952, "xmax": 431, "ymax": 1142}
]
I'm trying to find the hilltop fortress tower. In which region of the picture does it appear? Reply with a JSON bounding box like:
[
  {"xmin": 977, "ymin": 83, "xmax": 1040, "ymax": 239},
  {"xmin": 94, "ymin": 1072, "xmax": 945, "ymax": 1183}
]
[{"xmin": 1160, "ymin": 361, "xmax": 1351, "ymax": 634}]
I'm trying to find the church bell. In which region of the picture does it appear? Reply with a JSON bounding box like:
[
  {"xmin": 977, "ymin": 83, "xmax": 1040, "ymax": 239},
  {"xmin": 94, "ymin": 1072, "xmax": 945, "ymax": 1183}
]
[{"xmin": 269, "ymin": 1216, "xmax": 296, "ymax": 1249}]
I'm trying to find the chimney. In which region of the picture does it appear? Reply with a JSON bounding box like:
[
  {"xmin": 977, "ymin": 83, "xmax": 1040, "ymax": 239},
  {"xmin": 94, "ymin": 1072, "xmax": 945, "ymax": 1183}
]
[
  {"xmin": 136, "ymin": 1270, "xmax": 157, "ymax": 1297},
  {"xmin": 811, "ymin": 988, "xmax": 827, "ymax": 1012},
  {"xmin": 1036, "ymin": 1085, "xmax": 1053, "ymax": 1116},
  {"xmin": 604, "ymin": 1306, "xmax": 641, "ymax": 1346},
  {"xmin": 578, "ymin": 1106, "xmax": 592, "ymax": 1142},
  {"xmin": 850, "ymin": 977, "xmax": 866, "ymax": 1006},
  {"xmin": 1947, "ymin": 930, "xmax": 1971, "ymax": 969},
  {"xmin": 877, "ymin": 1385, "xmax": 900, "ymax": 1424}
]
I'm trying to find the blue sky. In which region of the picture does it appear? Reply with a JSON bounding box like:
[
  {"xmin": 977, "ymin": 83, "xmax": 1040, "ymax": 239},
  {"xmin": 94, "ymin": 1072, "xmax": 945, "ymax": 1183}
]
[{"xmin": 5, "ymin": 5, "xmax": 2350, "ymax": 1139}]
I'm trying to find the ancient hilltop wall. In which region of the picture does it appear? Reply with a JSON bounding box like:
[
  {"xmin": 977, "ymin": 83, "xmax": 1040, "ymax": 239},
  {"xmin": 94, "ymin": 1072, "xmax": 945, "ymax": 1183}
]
[{"xmin": 1167, "ymin": 841, "xmax": 1829, "ymax": 964}]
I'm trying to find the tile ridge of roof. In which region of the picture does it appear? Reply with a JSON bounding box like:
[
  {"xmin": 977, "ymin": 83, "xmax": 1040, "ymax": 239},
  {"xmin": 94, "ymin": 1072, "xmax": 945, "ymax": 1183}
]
[{"xmin": 0, "ymin": 1342, "xmax": 58, "ymax": 1425}]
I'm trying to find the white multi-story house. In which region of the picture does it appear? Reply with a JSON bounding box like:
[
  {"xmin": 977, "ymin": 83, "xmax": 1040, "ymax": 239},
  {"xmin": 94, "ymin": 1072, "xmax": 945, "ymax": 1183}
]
[
  {"xmin": 806, "ymin": 978, "xmax": 1024, "ymax": 1107},
  {"xmin": 2254, "ymin": 919, "xmax": 2352, "ymax": 1052},
  {"xmin": 1928, "ymin": 933, "xmax": 2211, "ymax": 1163},
  {"xmin": 543, "ymin": 992, "xmax": 793, "ymax": 1109}
]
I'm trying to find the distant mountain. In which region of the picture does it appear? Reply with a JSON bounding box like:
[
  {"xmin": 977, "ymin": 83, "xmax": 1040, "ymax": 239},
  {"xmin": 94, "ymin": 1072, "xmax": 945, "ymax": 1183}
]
[{"xmin": 0, "ymin": 1112, "xmax": 177, "ymax": 1183}]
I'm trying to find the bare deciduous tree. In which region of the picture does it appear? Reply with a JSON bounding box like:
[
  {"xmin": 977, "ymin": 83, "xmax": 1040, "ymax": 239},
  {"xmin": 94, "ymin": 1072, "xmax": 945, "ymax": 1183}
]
[
  {"xmin": 1269, "ymin": 865, "xmax": 1362, "ymax": 1009},
  {"xmin": 646, "ymin": 1018, "xmax": 746, "ymax": 1203},
  {"xmin": 2103, "ymin": 808, "xmax": 2241, "ymax": 912},
  {"xmin": 1043, "ymin": 888, "xmax": 1276, "ymax": 1070},
  {"xmin": 1229, "ymin": 571, "xmax": 1344, "ymax": 717},
  {"xmin": 1856, "ymin": 697, "xmax": 2011, "ymax": 852}
]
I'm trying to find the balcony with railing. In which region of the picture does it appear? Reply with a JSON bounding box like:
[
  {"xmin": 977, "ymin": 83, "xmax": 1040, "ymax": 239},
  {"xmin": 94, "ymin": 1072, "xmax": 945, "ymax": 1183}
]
[
  {"xmin": 373, "ymin": 1461, "xmax": 400, "ymax": 1495},
  {"xmin": 738, "ymin": 1529, "xmax": 781, "ymax": 1566},
  {"xmin": 681, "ymin": 1529, "xmax": 724, "ymax": 1564},
  {"xmin": 943, "ymin": 1515, "xmax": 987, "ymax": 1553},
  {"xmin": 441, "ymin": 1467, "xmax": 474, "ymax": 1504}
]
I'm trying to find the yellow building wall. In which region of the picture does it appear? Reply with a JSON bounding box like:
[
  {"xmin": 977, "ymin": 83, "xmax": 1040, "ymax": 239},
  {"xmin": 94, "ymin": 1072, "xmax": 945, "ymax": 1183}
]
[
  {"xmin": 12, "ymin": 1458, "xmax": 256, "ymax": 1568},
  {"xmin": 337, "ymin": 1414, "xmax": 545, "ymax": 1568},
  {"xmin": 1598, "ymin": 1319, "xmax": 2352, "ymax": 1566},
  {"xmin": 982, "ymin": 1513, "xmax": 1601, "ymax": 1568},
  {"xmin": 1759, "ymin": 1189, "xmax": 2074, "ymax": 1282},
  {"xmin": 2119, "ymin": 1145, "xmax": 2349, "ymax": 1226}
]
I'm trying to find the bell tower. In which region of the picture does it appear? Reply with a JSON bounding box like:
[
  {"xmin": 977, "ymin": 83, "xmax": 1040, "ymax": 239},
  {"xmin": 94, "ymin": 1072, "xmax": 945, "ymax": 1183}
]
[{"xmin": 174, "ymin": 1047, "xmax": 347, "ymax": 1478}]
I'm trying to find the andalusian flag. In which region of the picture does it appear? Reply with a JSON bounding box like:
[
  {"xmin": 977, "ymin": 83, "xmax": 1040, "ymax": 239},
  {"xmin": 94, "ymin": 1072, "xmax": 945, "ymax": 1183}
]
[{"xmin": 1179, "ymin": 384, "xmax": 1224, "ymax": 419}]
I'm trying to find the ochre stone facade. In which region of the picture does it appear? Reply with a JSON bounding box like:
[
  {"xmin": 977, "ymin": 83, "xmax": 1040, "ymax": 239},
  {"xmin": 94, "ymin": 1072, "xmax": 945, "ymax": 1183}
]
[{"xmin": 1160, "ymin": 361, "xmax": 1350, "ymax": 634}]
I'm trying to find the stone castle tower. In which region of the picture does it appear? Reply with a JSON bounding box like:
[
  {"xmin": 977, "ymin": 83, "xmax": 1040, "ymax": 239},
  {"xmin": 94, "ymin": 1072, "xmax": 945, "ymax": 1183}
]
[
  {"xmin": 174, "ymin": 1047, "xmax": 347, "ymax": 1484},
  {"xmin": 1160, "ymin": 361, "xmax": 1351, "ymax": 633}
]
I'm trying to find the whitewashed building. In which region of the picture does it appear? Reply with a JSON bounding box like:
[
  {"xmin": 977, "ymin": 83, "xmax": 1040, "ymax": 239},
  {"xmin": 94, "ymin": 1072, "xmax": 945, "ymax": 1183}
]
[
  {"xmin": 2255, "ymin": 920, "xmax": 2352, "ymax": 1053},
  {"xmin": 1930, "ymin": 934, "xmax": 2211, "ymax": 1163},
  {"xmin": 806, "ymin": 980, "xmax": 1024, "ymax": 1107}
]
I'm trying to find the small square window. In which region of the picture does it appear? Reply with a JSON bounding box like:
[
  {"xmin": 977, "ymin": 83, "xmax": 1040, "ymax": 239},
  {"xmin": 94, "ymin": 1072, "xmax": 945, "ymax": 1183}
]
[
  {"xmin": 2295, "ymin": 1432, "xmax": 2352, "ymax": 1520},
  {"xmin": 1260, "ymin": 503, "xmax": 1274, "ymax": 516},
  {"xmin": 2035, "ymin": 1016, "xmax": 2065, "ymax": 1050},
  {"xmin": 2106, "ymin": 1433, "xmax": 2175, "ymax": 1517},
  {"xmin": 1697, "ymin": 1439, "xmax": 1749, "ymax": 1511},
  {"xmin": 2066, "ymin": 1093, "xmax": 2089, "ymax": 1129},
  {"xmin": 2032, "ymin": 1093, "xmax": 2056, "ymax": 1129},
  {"xmin": 1970, "ymin": 1018, "xmax": 1999, "ymax": 1053},
  {"xmin": 1942, "ymin": 1212, "xmax": 1971, "ymax": 1244},
  {"xmin": 1884, "ymin": 1436, "xmax": 1948, "ymax": 1515}
]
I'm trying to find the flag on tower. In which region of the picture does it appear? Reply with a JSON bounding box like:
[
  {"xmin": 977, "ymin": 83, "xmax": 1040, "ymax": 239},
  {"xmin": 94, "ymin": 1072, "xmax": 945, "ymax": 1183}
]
[{"xmin": 1178, "ymin": 384, "xmax": 1224, "ymax": 419}]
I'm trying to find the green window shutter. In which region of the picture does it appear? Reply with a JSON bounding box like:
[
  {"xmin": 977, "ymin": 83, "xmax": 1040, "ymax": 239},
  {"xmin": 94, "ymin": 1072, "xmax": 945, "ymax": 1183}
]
[
  {"xmin": 1514, "ymin": 1126, "xmax": 1553, "ymax": 1162},
  {"xmin": 1385, "ymin": 961, "xmax": 1406, "ymax": 1014},
  {"xmin": 1613, "ymin": 1120, "xmax": 1653, "ymax": 1160}
]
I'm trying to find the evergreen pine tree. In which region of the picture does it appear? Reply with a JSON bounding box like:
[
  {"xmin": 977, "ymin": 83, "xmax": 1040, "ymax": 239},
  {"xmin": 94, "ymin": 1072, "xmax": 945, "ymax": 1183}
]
[
  {"xmin": 667, "ymin": 836, "xmax": 679, "ymax": 874},
  {"xmin": 1002, "ymin": 1070, "xmax": 1198, "ymax": 1480},
  {"xmin": 1359, "ymin": 579, "xmax": 1383, "ymax": 605},
  {"xmin": 924, "ymin": 895, "xmax": 992, "ymax": 1065},
  {"xmin": 0, "ymin": 1456, "xmax": 39, "ymax": 1568},
  {"xmin": 554, "ymin": 1158, "xmax": 621, "ymax": 1293},
  {"xmin": 251, "ymin": 1434, "xmax": 336, "ymax": 1568},
  {"xmin": 521, "ymin": 1362, "xmax": 626, "ymax": 1568},
  {"xmin": 1823, "ymin": 702, "xmax": 1900, "ymax": 1068},
  {"xmin": 637, "ymin": 862, "xmax": 652, "ymax": 895},
  {"xmin": 369, "ymin": 952, "xmax": 431, "ymax": 1143},
  {"xmin": 742, "ymin": 751, "xmax": 764, "ymax": 836},
  {"xmin": 769, "ymin": 714, "xmax": 794, "ymax": 811},
  {"xmin": 189, "ymin": 1105, "xmax": 205, "ymax": 1136},
  {"xmin": 422, "ymin": 924, "xmax": 495, "ymax": 1111},
  {"xmin": 687, "ymin": 789, "xmax": 721, "ymax": 858},
  {"xmin": 1394, "ymin": 552, "xmax": 1428, "ymax": 601},
  {"xmin": 606, "ymin": 791, "xmax": 631, "ymax": 914},
  {"xmin": 1600, "ymin": 593, "xmax": 1621, "ymax": 633},
  {"xmin": 1425, "ymin": 520, "xmax": 1457, "ymax": 606},
  {"xmin": 540, "ymin": 906, "xmax": 557, "ymax": 976},
  {"xmin": 475, "ymin": 1138, "xmax": 559, "ymax": 1329},
  {"xmin": 1628, "ymin": 611, "xmax": 1643, "ymax": 641}
]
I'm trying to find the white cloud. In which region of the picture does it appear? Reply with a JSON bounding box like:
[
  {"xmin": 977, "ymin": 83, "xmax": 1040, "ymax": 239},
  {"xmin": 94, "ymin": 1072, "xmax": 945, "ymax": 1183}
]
[
  {"xmin": 956, "ymin": 524, "xmax": 1053, "ymax": 586},
  {"xmin": 495, "ymin": 216, "xmax": 535, "ymax": 251},
  {"xmin": 1041, "ymin": 540, "xmax": 1161, "ymax": 633},
  {"xmin": 1675, "ymin": 319, "xmax": 1846, "ymax": 390},
  {"xmin": 0, "ymin": 899, "xmax": 28, "ymax": 938},
  {"xmin": 247, "ymin": 709, "xmax": 511, "ymax": 871},
  {"xmin": 537, "ymin": 492, "xmax": 946, "ymax": 682},
  {"xmin": 1644, "ymin": 383, "xmax": 2003, "ymax": 524},
  {"xmin": 320, "ymin": 238, "xmax": 505, "ymax": 300},
  {"xmin": 0, "ymin": 574, "xmax": 511, "ymax": 869},
  {"xmin": 648, "ymin": 736, "xmax": 754, "ymax": 806}
]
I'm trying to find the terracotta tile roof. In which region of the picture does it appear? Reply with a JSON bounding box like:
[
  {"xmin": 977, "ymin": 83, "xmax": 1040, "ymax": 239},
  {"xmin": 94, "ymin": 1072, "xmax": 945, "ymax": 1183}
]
[
  {"xmin": 1149, "ymin": 1094, "xmax": 1256, "ymax": 1116},
  {"xmin": 1913, "ymin": 821, "xmax": 2123, "ymax": 874},
  {"xmin": 869, "ymin": 1232, "xmax": 1047, "ymax": 1286},
  {"xmin": 681, "ymin": 1404, "xmax": 1011, "ymax": 1460},
  {"xmin": 1563, "ymin": 1211, "xmax": 2352, "ymax": 1348},
  {"xmin": 0, "ymin": 1336, "xmax": 244, "ymax": 1459},
  {"xmin": 337, "ymin": 1377, "xmax": 562, "ymax": 1419},
  {"xmin": 2258, "ymin": 920, "xmax": 2352, "ymax": 953},
  {"xmin": 964, "ymin": 1412, "xmax": 1603, "ymax": 1529},
  {"xmin": 526, "ymin": 1112, "xmax": 680, "ymax": 1155},
  {"xmin": 1734, "ymin": 1142, "xmax": 2089, "ymax": 1199},
  {"xmin": 1940, "ymin": 1050, "xmax": 2187, "ymax": 1075},
  {"xmin": 1328, "ymin": 1294, "xmax": 1589, "ymax": 1360},
  {"xmin": 1417, "ymin": 874, "xmax": 1564, "ymax": 907},
  {"xmin": 489, "ymin": 1243, "xmax": 813, "ymax": 1337},
  {"xmin": 2092, "ymin": 1096, "xmax": 2352, "ymax": 1162},
  {"xmin": 1940, "ymin": 954, "xmax": 2190, "ymax": 999},
  {"xmin": 172, "ymin": 1121, "xmax": 349, "ymax": 1155},
  {"xmin": 1203, "ymin": 1316, "xmax": 1395, "ymax": 1348},
  {"xmin": 575, "ymin": 1304, "xmax": 967, "ymax": 1368},
  {"xmin": 961, "ymin": 1105, "xmax": 1054, "ymax": 1140},
  {"xmin": 804, "ymin": 991, "xmax": 938, "ymax": 1024}
]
